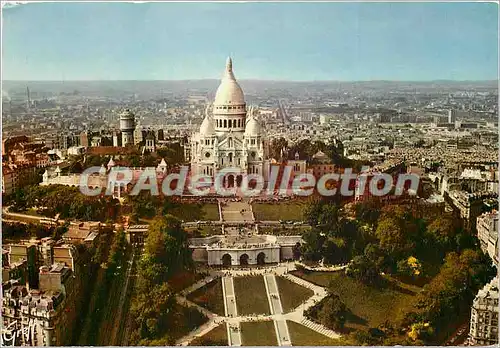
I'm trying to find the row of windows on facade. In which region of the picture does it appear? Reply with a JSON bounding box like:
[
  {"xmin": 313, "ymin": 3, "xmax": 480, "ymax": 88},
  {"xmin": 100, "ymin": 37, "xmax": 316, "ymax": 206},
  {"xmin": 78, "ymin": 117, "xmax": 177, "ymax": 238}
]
[
  {"xmin": 203, "ymin": 138, "xmax": 259, "ymax": 146},
  {"xmin": 215, "ymin": 118, "xmax": 245, "ymax": 128},
  {"xmin": 215, "ymin": 105, "xmax": 245, "ymax": 110},
  {"xmin": 474, "ymin": 317, "xmax": 499, "ymax": 325},
  {"xmin": 202, "ymin": 165, "xmax": 260, "ymax": 175}
]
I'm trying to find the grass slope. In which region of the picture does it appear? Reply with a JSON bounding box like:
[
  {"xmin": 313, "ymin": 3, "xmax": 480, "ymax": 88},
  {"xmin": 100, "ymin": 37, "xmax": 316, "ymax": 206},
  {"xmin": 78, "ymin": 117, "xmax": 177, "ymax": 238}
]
[
  {"xmin": 293, "ymin": 270, "xmax": 419, "ymax": 331},
  {"xmin": 287, "ymin": 321, "xmax": 346, "ymax": 346},
  {"xmin": 187, "ymin": 278, "xmax": 225, "ymax": 316},
  {"xmin": 233, "ymin": 276, "xmax": 271, "ymax": 315},
  {"xmin": 275, "ymin": 276, "xmax": 314, "ymax": 313},
  {"xmin": 240, "ymin": 321, "xmax": 277, "ymax": 346},
  {"xmin": 190, "ymin": 323, "xmax": 228, "ymax": 346},
  {"xmin": 252, "ymin": 201, "xmax": 306, "ymax": 221}
]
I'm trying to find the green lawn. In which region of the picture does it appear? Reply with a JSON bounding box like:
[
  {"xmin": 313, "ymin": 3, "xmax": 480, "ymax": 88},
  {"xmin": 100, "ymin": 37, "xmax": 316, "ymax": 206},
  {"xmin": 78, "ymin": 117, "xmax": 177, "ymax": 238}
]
[
  {"xmin": 252, "ymin": 201, "xmax": 306, "ymax": 221},
  {"xmin": 287, "ymin": 321, "xmax": 349, "ymax": 346},
  {"xmin": 190, "ymin": 323, "xmax": 228, "ymax": 346},
  {"xmin": 169, "ymin": 203, "xmax": 219, "ymax": 222},
  {"xmin": 294, "ymin": 271, "xmax": 419, "ymax": 332},
  {"xmin": 240, "ymin": 321, "xmax": 277, "ymax": 346},
  {"xmin": 290, "ymin": 270, "xmax": 334, "ymax": 287},
  {"xmin": 233, "ymin": 276, "xmax": 271, "ymax": 315},
  {"xmin": 275, "ymin": 276, "xmax": 314, "ymax": 313},
  {"xmin": 126, "ymin": 298, "xmax": 209, "ymax": 345},
  {"xmin": 169, "ymin": 271, "xmax": 205, "ymax": 293},
  {"xmin": 187, "ymin": 278, "xmax": 225, "ymax": 316},
  {"xmin": 201, "ymin": 203, "xmax": 220, "ymax": 221}
]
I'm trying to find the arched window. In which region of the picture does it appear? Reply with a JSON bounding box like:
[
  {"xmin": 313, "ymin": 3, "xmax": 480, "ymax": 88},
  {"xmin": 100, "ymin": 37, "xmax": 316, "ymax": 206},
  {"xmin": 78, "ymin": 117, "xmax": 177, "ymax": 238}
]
[
  {"xmin": 224, "ymin": 120, "xmax": 227, "ymax": 128},
  {"xmin": 233, "ymin": 120, "xmax": 236, "ymax": 127},
  {"xmin": 238, "ymin": 119, "xmax": 241, "ymax": 127},
  {"xmin": 229, "ymin": 153, "xmax": 233, "ymax": 162},
  {"xmin": 228, "ymin": 138, "xmax": 232, "ymax": 147}
]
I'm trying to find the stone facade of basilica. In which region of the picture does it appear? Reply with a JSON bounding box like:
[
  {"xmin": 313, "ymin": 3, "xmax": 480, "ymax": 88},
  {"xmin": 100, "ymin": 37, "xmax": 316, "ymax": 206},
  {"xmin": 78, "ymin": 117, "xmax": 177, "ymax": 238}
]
[{"xmin": 190, "ymin": 58, "xmax": 268, "ymax": 187}]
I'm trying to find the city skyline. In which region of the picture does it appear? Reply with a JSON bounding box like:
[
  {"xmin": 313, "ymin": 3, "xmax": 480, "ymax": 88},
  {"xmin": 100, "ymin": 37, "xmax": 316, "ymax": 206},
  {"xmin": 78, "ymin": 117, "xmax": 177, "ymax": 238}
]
[{"xmin": 2, "ymin": 2, "xmax": 499, "ymax": 81}]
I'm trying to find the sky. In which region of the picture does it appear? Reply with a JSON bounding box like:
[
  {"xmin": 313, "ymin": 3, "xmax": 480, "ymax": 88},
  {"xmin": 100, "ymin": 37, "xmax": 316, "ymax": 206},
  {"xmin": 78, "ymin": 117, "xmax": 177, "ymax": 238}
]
[{"xmin": 2, "ymin": 2, "xmax": 498, "ymax": 81}]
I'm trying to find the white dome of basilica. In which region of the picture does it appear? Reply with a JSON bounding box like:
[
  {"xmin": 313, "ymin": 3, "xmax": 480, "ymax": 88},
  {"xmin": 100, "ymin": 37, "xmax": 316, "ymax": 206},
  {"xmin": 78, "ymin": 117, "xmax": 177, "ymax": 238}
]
[
  {"xmin": 244, "ymin": 116, "xmax": 261, "ymax": 136},
  {"xmin": 214, "ymin": 57, "xmax": 245, "ymax": 106},
  {"xmin": 190, "ymin": 58, "xmax": 267, "ymax": 183},
  {"xmin": 200, "ymin": 116, "xmax": 215, "ymax": 136}
]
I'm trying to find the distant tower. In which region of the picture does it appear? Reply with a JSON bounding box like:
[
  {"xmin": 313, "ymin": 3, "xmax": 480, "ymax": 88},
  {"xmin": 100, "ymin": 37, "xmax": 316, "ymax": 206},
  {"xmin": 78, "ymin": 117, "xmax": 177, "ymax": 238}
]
[
  {"xmin": 80, "ymin": 131, "xmax": 89, "ymax": 147},
  {"xmin": 144, "ymin": 132, "xmax": 156, "ymax": 153},
  {"xmin": 448, "ymin": 109, "xmax": 457, "ymax": 124},
  {"xmin": 112, "ymin": 131, "xmax": 122, "ymax": 147},
  {"xmin": 26, "ymin": 86, "xmax": 31, "ymax": 109},
  {"xmin": 120, "ymin": 109, "xmax": 136, "ymax": 147}
]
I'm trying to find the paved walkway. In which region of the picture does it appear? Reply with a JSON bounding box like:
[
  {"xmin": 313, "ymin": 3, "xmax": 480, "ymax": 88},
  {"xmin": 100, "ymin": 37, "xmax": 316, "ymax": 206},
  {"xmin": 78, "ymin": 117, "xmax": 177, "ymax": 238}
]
[
  {"xmin": 227, "ymin": 322, "xmax": 242, "ymax": 346},
  {"xmin": 176, "ymin": 262, "xmax": 343, "ymax": 346},
  {"xmin": 175, "ymin": 318, "xmax": 221, "ymax": 346},
  {"xmin": 264, "ymin": 274, "xmax": 292, "ymax": 346},
  {"xmin": 220, "ymin": 200, "xmax": 254, "ymax": 222},
  {"xmin": 222, "ymin": 276, "xmax": 241, "ymax": 345},
  {"xmin": 295, "ymin": 261, "xmax": 349, "ymax": 272},
  {"xmin": 222, "ymin": 276, "xmax": 238, "ymax": 318}
]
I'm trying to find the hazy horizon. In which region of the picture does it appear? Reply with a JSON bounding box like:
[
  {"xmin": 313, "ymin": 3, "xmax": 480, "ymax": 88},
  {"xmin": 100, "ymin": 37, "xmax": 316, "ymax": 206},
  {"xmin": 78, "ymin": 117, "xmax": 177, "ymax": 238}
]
[
  {"xmin": 3, "ymin": 79, "xmax": 498, "ymax": 83},
  {"xmin": 2, "ymin": 2, "xmax": 498, "ymax": 81}
]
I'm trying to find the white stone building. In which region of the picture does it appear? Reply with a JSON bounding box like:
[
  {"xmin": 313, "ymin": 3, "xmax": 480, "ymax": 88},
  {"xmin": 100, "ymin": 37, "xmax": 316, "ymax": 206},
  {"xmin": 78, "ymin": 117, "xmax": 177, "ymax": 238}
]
[
  {"xmin": 477, "ymin": 210, "xmax": 499, "ymax": 266},
  {"xmin": 189, "ymin": 234, "xmax": 302, "ymax": 266},
  {"xmin": 119, "ymin": 109, "xmax": 136, "ymax": 147},
  {"xmin": 469, "ymin": 276, "xmax": 499, "ymax": 345},
  {"xmin": 190, "ymin": 58, "xmax": 268, "ymax": 187}
]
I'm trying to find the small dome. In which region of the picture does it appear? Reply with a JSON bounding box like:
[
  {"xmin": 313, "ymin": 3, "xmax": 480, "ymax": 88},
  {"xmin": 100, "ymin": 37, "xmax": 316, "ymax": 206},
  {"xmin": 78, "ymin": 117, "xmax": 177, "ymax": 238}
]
[
  {"xmin": 200, "ymin": 116, "xmax": 215, "ymax": 136},
  {"xmin": 245, "ymin": 117, "xmax": 261, "ymax": 136},
  {"xmin": 214, "ymin": 58, "xmax": 245, "ymax": 106},
  {"xmin": 120, "ymin": 109, "xmax": 134, "ymax": 120}
]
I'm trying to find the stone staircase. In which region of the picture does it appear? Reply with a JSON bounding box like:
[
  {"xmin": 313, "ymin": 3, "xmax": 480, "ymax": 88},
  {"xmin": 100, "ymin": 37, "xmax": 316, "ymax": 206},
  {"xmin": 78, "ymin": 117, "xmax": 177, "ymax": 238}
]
[
  {"xmin": 175, "ymin": 295, "xmax": 215, "ymax": 319},
  {"xmin": 283, "ymin": 274, "xmax": 323, "ymax": 293},
  {"xmin": 299, "ymin": 318, "xmax": 340, "ymax": 339},
  {"xmin": 180, "ymin": 275, "xmax": 217, "ymax": 297}
]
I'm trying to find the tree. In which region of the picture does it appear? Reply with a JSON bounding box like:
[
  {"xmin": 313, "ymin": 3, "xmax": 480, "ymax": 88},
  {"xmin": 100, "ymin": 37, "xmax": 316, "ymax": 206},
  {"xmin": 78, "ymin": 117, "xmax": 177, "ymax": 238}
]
[
  {"xmin": 345, "ymin": 255, "xmax": 380, "ymax": 284},
  {"xmin": 269, "ymin": 137, "xmax": 288, "ymax": 160},
  {"xmin": 355, "ymin": 198, "xmax": 382, "ymax": 226},
  {"xmin": 68, "ymin": 159, "xmax": 84, "ymax": 174},
  {"xmin": 375, "ymin": 217, "xmax": 410, "ymax": 256},
  {"xmin": 303, "ymin": 199, "xmax": 323, "ymax": 226},
  {"xmin": 318, "ymin": 294, "xmax": 348, "ymax": 329},
  {"xmin": 300, "ymin": 228, "xmax": 324, "ymax": 262},
  {"xmin": 397, "ymin": 256, "xmax": 422, "ymax": 277},
  {"xmin": 140, "ymin": 215, "xmax": 192, "ymax": 285},
  {"xmin": 426, "ymin": 216, "xmax": 457, "ymax": 248},
  {"xmin": 364, "ymin": 243, "xmax": 386, "ymax": 270},
  {"xmin": 131, "ymin": 282, "xmax": 175, "ymax": 341},
  {"xmin": 408, "ymin": 322, "xmax": 434, "ymax": 341},
  {"xmin": 406, "ymin": 249, "xmax": 496, "ymax": 340}
]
